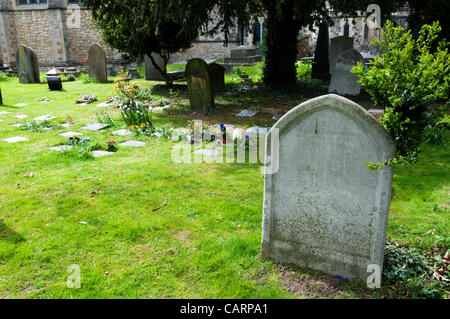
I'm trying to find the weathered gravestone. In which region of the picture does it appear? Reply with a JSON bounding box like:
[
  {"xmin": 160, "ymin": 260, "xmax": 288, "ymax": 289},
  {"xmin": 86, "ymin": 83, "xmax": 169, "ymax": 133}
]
[
  {"xmin": 262, "ymin": 94, "xmax": 395, "ymax": 281},
  {"xmin": 208, "ymin": 63, "xmax": 225, "ymax": 86},
  {"xmin": 311, "ymin": 21, "xmax": 330, "ymax": 82},
  {"xmin": 329, "ymin": 36, "xmax": 354, "ymax": 75},
  {"xmin": 16, "ymin": 44, "xmax": 40, "ymax": 84},
  {"xmin": 88, "ymin": 44, "xmax": 108, "ymax": 83},
  {"xmin": 329, "ymin": 49, "xmax": 365, "ymax": 96},
  {"xmin": 145, "ymin": 53, "xmax": 167, "ymax": 81},
  {"xmin": 185, "ymin": 58, "xmax": 214, "ymax": 111}
]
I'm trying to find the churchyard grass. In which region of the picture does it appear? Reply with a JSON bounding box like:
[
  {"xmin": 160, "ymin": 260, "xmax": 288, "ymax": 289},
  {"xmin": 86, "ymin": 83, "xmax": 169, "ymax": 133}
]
[{"xmin": 0, "ymin": 69, "xmax": 448, "ymax": 298}]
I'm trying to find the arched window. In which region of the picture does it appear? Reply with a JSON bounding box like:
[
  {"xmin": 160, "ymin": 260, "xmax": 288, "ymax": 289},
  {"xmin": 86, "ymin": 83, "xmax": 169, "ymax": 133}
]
[
  {"xmin": 364, "ymin": 24, "xmax": 369, "ymax": 42},
  {"xmin": 343, "ymin": 23, "xmax": 350, "ymax": 37}
]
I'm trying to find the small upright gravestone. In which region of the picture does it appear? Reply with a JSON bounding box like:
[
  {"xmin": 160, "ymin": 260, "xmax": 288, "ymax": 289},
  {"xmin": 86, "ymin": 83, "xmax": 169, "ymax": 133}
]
[
  {"xmin": 329, "ymin": 48, "xmax": 365, "ymax": 96},
  {"xmin": 16, "ymin": 44, "xmax": 40, "ymax": 84},
  {"xmin": 145, "ymin": 53, "xmax": 166, "ymax": 81},
  {"xmin": 329, "ymin": 36, "xmax": 354, "ymax": 75},
  {"xmin": 185, "ymin": 58, "xmax": 214, "ymax": 111},
  {"xmin": 88, "ymin": 44, "xmax": 108, "ymax": 83},
  {"xmin": 262, "ymin": 94, "xmax": 395, "ymax": 281},
  {"xmin": 208, "ymin": 63, "xmax": 225, "ymax": 86},
  {"xmin": 311, "ymin": 21, "xmax": 330, "ymax": 82}
]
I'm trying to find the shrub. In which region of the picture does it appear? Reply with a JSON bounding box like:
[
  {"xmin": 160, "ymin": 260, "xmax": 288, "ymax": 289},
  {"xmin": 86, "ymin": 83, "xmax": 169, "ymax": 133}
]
[
  {"xmin": 353, "ymin": 21, "xmax": 450, "ymax": 167},
  {"xmin": 383, "ymin": 242, "xmax": 448, "ymax": 298},
  {"xmin": 295, "ymin": 61, "xmax": 312, "ymax": 79}
]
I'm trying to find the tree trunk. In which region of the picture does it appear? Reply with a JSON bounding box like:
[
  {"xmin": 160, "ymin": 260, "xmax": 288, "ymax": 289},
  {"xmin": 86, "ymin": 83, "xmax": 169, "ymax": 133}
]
[
  {"xmin": 263, "ymin": 0, "xmax": 298, "ymax": 88},
  {"xmin": 148, "ymin": 52, "xmax": 173, "ymax": 85}
]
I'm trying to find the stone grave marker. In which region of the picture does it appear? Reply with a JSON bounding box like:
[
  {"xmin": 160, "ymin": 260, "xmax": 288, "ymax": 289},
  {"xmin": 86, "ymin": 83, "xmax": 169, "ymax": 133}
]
[
  {"xmin": 113, "ymin": 129, "xmax": 132, "ymax": 136},
  {"xmin": 2, "ymin": 136, "xmax": 29, "ymax": 143},
  {"xmin": 81, "ymin": 123, "xmax": 109, "ymax": 131},
  {"xmin": 185, "ymin": 59, "xmax": 214, "ymax": 111},
  {"xmin": 145, "ymin": 53, "xmax": 167, "ymax": 81},
  {"xmin": 50, "ymin": 145, "xmax": 73, "ymax": 152},
  {"xmin": 119, "ymin": 140, "xmax": 145, "ymax": 147},
  {"xmin": 16, "ymin": 45, "xmax": 40, "ymax": 84},
  {"xmin": 208, "ymin": 63, "xmax": 225, "ymax": 86},
  {"xmin": 329, "ymin": 49, "xmax": 365, "ymax": 96},
  {"xmin": 329, "ymin": 36, "xmax": 354, "ymax": 75},
  {"xmin": 311, "ymin": 21, "xmax": 330, "ymax": 82},
  {"xmin": 34, "ymin": 115, "xmax": 56, "ymax": 121},
  {"xmin": 60, "ymin": 131, "xmax": 82, "ymax": 137},
  {"xmin": 261, "ymin": 94, "xmax": 395, "ymax": 281},
  {"xmin": 88, "ymin": 44, "xmax": 108, "ymax": 83},
  {"xmin": 92, "ymin": 150, "xmax": 113, "ymax": 158},
  {"xmin": 236, "ymin": 109, "xmax": 259, "ymax": 117}
]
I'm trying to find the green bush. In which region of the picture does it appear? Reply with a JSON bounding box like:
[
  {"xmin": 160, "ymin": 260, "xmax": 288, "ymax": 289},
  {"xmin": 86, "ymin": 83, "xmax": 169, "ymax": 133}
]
[
  {"xmin": 353, "ymin": 21, "xmax": 449, "ymax": 167},
  {"xmin": 295, "ymin": 61, "xmax": 312, "ymax": 79}
]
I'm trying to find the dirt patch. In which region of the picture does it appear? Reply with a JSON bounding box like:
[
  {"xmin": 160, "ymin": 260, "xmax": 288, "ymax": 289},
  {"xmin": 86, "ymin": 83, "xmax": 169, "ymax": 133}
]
[
  {"xmin": 173, "ymin": 230, "xmax": 191, "ymax": 243},
  {"xmin": 278, "ymin": 264, "xmax": 371, "ymax": 299}
]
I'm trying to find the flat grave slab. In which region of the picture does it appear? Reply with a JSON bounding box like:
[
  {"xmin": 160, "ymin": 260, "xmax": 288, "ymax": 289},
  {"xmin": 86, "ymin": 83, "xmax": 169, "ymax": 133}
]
[
  {"xmin": 34, "ymin": 115, "xmax": 56, "ymax": 121},
  {"xmin": 97, "ymin": 102, "xmax": 111, "ymax": 108},
  {"xmin": 14, "ymin": 115, "xmax": 28, "ymax": 119},
  {"xmin": 113, "ymin": 129, "xmax": 132, "ymax": 136},
  {"xmin": 13, "ymin": 103, "xmax": 28, "ymax": 107},
  {"xmin": 119, "ymin": 140, "xmax": 145, "ymax": 147},
  {"xmin": 60, "ymin": 131, "xmax": 82, "ymax": 137},
  {"xmin": 81, "ymin": 123, "xmax": 110, "ymax": 131},
  {"xmin": 11, "ymin": 123, "xmax": 25, "ymax": 127},
  {"xmin": 2, "ymin": 136, "xmax": 29, "ymax": 143},
  {"xmin": 246, "ymin": 126, "xmax": 270, "ymax": 135},
  {"xmin": 236, "ymin": 109, "xmax": 259, "ymax": 117},
  {"xmin": 193, "ymin": 149, "xmax": 222, "ymax": 157},
  {"xmin": 50, "ymin": 145, "xmax": 73, "ymax": 151},
  {"xmin": 0, "ymin": 112, "xmax": 11, "ymax": 115},
  {"xmin": 92, "ymin": 150, "xmax": 114, "ymax": 158},
  {"xmin": 272, "ymin": 114, "xmax": 283, "ymax": 121}
]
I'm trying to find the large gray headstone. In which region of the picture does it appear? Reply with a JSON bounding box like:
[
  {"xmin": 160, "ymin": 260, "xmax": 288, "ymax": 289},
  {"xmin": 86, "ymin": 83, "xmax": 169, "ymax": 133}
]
[
  {"xmin": 262, "ymin": 94, "xmax": 395, "ymax": 281},
  {"xmin": 208, "ymin": 63, "xmax": 225, "ymax": 86},
  {"xmin": 185, "ymin": 58, "xmax": 214, "ymax": 111},
  {"xmin": 329, "ymin": 49, "xmax": 365, "ymax": 96},
  {"xmin": 144, "ymin": 53, "xmax": 167, "ymax": 81},
  {"xmin": 16, "ymin": 44, "xmax": 40, "ymax": 84},
  {"xmin": 88, "ymin": 44, "xmax": 108, "ymax": 83},
  {"xmin": 329, "ymin": 36, "xmax": 354, "ymax": 75}
]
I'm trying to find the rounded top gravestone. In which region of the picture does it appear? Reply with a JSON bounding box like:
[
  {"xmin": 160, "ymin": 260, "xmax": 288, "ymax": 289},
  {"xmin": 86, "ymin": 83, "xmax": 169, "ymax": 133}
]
[
  {"xmin": 207, "ymin": 63, "xmax": 225, "ymax": 87},
  {"xmin": 185, "ymin": 58, "xmax": 215, "ymax": 111},
  {"xmin": 329, "ymin": 48, "xmax": 365, "ymax": 96},
  {"xmin": 16, "ymin": 44, "xmax": 40, "ymax": 84},
  {"xmin": 262, "ymin": 94, "xmax": 395, "ymax": 281},
  {"xmin": 88, "ymin": 44, "xmax": 108, "ymax": 83},
  {"xmin": 329, "ymin": 36, "xmax": 354, "ymax": 75}
]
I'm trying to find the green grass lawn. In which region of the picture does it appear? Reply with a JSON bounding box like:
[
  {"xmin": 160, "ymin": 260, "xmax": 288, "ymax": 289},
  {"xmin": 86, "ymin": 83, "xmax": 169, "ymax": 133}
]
[{"xmin": 0, "ymin": 71, "xmax": 448, "ymax": 299}]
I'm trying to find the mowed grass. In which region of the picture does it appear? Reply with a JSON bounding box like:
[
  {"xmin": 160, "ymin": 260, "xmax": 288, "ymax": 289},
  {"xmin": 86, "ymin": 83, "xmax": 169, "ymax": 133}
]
[{"xmin": 0, "ymin": 73, "xmax": 448, "ymax": 298}]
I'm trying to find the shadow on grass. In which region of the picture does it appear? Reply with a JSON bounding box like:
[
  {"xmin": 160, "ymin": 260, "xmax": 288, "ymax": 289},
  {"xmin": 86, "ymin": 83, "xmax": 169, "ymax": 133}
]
[{"xmin": 0, "ymin": 221, "xmax": 25, "ymax": 244}]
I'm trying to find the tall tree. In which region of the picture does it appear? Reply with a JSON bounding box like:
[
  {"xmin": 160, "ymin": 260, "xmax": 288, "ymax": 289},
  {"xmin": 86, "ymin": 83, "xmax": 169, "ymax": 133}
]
[
  {"xmin": 213, "ymin": 0, "xmax": 403, "ymax": 88},
  {"xmin": 84, "ymin": 0, "xmax": 215, "ymax": 84},
  {"xmin": 85, "ymin": 0, "xmax": 404, "ymax": 88}
]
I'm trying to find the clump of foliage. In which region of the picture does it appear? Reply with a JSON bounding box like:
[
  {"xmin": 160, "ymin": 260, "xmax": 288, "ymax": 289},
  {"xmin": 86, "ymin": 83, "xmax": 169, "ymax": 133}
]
[
  {"xmin": 113, "ymin": 71, "xmax": 154, "ymax": 129},
  {"xmin": 96, "ymin": 111, "xmax": 117, "ymax": 128},
  {"xmin": 383, "ymin": 242, "xmax": 449, "ymax": 298},
  {"xmin": 295, "ymin": 61, "xmax": 312, "ymax": 79},
  {"xmin": 21, "ymin": 120, "xmax": 58, "ymax": 132},
  {"xmin": 353, "ymin": 21, "xmax": 450, "ymax": 167}
]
